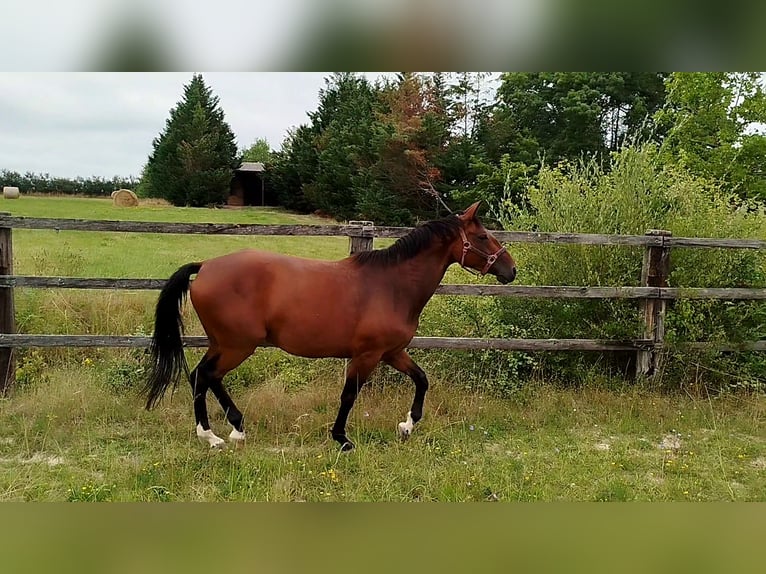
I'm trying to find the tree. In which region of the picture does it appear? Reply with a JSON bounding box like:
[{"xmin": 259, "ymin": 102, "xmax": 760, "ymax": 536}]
[
  {"xmin": 487, "ymin": 73, "xmax": 667, "ymax": 166},
  {"xmin": 306, "ymin": 73, "xmax": 379, "ymax": 220},
  {"xmin": 360, "ymin": 72, "xmax": 451, "ymax": 223},
  {"xmin": 655, "ymin": 72, "xmax": 766, "ymax": 201},
  {"xmin": 142, "ymin": 74, "xmax": 239, "ymax": 207},
  {"xmin": 267, "ymin": 125, "xmax": 319, "ymax": 212},
  {"xmin": 241, "ymin": 138, "xmax": 272, "ymax": 163},
  {"xmin": 438, "ymin": 73, "xmax": 495, "ymax": 210},
  {"xmin": 446, "ymin": 72, "xmax": 493, "ymax": 139}
]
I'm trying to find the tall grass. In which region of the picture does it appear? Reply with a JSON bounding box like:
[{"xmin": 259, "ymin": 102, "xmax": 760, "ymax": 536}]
[{"xmin": 2, "ymin": 360, "xmax": 765, "ymax": 501}]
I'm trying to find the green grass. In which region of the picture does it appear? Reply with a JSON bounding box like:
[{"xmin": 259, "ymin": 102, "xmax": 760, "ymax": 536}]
[
  {"xmin": 2, "ymin": 362, "xmax": 764, "ymax": 501},
  {"xmin": 1, "ymin": 195, "xmax": 325, "ymax": 224},
  {"xmin": 0, "ymin": 196, "xmax": 764, "ymax": 501}
]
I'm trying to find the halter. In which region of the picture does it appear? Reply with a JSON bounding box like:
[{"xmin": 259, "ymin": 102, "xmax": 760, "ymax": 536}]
[{"xmin": 459, "ymin": 228, "xmax": 507, "ymax": 276}]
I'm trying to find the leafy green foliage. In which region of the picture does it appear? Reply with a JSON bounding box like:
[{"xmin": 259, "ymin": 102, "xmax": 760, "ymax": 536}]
[
  {"xmin": 305, "ymin": 73, "xmax": 380, "ymax": 220},
  {"xmin": 241, "ymin": 138, "xmax": 272, "ymax": 164},
  {"xmin": 265, "ymin": 72, "xmax": 673, "ymax": 222},
  {"xmin": 268, "ymin": 73, "xmax": 478, "ymax": 223},
  {"xmin": 15, "ymin": 350, "xmax": 51, "ymax": 388},
  {"xmin": 267, "ymin": 125, "xmax": 319, "ymax": 212},
  {"xmin": 362, "ymin": 73, "xmax": 451, "ymax": 223},
  {"xmin": 142, "ymin": 74, "xmax": 239, "ymax": 207},
  {"xmin": 494, "ymin": 143, "xmax": 766, "ymax": 389},
  {"xmin": 103, "ymin": 349, "xmax": 146, "ymax": 394},
  {"xmin": 655, "ymin": 72, "xmax": 766, "ymax": 201},
  {"xmin": 488, "ymin": 73, "xmax": 667, "ymax": 166}
]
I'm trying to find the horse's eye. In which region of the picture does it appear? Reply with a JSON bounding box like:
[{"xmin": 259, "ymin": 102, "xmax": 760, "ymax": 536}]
[{"xmin": 478, "ymin": 234, "xmax": 489, "ymax": 241}]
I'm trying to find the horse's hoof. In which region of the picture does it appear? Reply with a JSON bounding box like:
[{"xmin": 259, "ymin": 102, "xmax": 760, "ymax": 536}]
[
  {"xmin": 209, "ymin": 438, "xmax": 227, "ymax": 450},
  {"xmin": 229, "ymin": 429, "xmax": 246, "ymax": 443},
  {"xmin": 340, "ymin": 441, "xmax": 355, "ymax": 452},
  {"xmin": 197, "ymin": 424, "xmax": 226, "ymax": 449},
  {"xmin": 397, "ymin": 422, "xmax": 411, "ymax": 441}
]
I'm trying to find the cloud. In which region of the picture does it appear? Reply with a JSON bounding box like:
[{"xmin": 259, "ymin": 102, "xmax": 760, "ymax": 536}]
[{"xmin": 0, "ymin": 73, "xmax": 333, "ymax": 178}]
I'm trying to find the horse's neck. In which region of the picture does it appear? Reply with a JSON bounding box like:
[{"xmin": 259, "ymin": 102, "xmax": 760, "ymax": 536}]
[{"xmin": 391, "ymin": 244, "xmax": 455, "ymax": 319}]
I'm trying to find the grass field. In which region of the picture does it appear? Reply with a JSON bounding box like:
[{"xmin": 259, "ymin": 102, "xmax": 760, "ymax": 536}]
[{"xmin": 0, "ymin": 196, "xmax": 764, "ymax": 501}]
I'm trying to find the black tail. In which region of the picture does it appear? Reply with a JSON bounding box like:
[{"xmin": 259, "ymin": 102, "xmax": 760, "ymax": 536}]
[{"xmin": 144, "ymin": 262, "xmax": 202, "ymax": 410}]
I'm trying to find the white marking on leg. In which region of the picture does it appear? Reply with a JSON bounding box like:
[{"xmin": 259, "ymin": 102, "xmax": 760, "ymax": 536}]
[
  {"xmin": 397, "ymin": 411, "xmax": 415, "ymax": 441},
  {"xmin": 196, "ymin": 423, "xmax": 225, "ymax": 449},
  {"xmin": 229, "ymin": 428, "xmax": 246, "ymax": 442}
]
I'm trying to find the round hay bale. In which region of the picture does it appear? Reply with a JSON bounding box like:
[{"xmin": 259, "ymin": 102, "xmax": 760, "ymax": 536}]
[
  {"xmin": 3, "ymin": 186, "xmax": 20, "ymax": 199},
  {"xmin": 112, "ymin": 189, "xmax": 138, "ymax": 207},
  {"xmin": 111, "ymin": 190, "xmax": 118, "ymax": 198}
]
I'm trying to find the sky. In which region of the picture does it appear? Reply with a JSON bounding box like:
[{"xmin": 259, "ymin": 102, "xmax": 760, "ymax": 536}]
[{"xmin": 0, "ymin": 73, "xmax": 377, "ymax": 179}]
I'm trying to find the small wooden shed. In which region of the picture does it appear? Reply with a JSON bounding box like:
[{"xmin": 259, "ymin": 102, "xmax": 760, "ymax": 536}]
[{"xmin": 228, "ymin": 162, "xmax": 275, "ymax": 206}]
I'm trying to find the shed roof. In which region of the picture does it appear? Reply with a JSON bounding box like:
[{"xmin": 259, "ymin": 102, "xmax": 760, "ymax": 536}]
[{"xmin": 237, "ymin": 162, "xmax": 265, "ymax": 172}]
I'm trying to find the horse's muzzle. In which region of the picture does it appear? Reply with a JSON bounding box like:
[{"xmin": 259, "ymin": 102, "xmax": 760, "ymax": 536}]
[{"xmin": 497, "ymin": 267, "xmax": 516, "ymax": 284}]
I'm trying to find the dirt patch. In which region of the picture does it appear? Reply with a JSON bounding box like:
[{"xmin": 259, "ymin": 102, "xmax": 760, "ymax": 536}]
[
  {"xmin": 26, "ymin": 453, "xmax": 65, "ymax": 466},
  {"xmin": 0, "ymin": 453, "xmax": 64, "ymax": 466},
  {"xmin": 659, "ymin": 433, "xmax": 682, "ymax": 451}
]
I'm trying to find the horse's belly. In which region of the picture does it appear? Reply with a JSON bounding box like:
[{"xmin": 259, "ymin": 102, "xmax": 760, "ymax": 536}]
[
  {"xmin": 268, "ymin": 332, "xmax": 352, "ymax": 359},
  {"xmin": 265, "ymin": 315, "xmax": 354, "ymax": 358}
]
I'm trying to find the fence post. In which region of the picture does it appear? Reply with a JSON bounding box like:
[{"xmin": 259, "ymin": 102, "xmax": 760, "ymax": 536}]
[
  {"xmin": 347, "ymin": 220, "xmax": 375, "ymax": 255},
  {"xmin": 0, "ymin": 213, "xmax": 15, "ymax": 392},
  {"xmin": 637, "ymin": 229, "xmax": 671, "ymax": 378}
]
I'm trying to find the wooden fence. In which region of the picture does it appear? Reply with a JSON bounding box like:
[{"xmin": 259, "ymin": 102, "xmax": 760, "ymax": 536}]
[{"xmin": 0, "ymin": 213, "xmax": 764, "ymax": 391}]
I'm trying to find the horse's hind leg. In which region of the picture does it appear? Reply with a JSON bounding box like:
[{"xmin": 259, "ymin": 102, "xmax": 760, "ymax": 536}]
[
  {"xmin": 208, "ymin": 378, "xmax": 246, "ymax": 444},
  {"xmin": 189, "ymin": 352, "xmax": 226, "ymax": 449},
  {"xmin": 209, "ymin": 346, "xmax": 257, "ymax": 444},
  {"xmin": 383, "ymin": 350, "xmax": 429, "ymax": 441}
]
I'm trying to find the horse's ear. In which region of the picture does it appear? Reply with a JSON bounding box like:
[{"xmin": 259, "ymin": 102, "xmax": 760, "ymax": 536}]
[{"xmin": 459, "ymin": 201, "xmax": 481, "ymax": 221}]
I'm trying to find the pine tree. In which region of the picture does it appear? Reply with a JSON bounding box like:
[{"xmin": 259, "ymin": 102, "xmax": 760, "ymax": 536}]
[{"xmin": 143, "ymin": 74, "xmax": 239, "ymax": 207}]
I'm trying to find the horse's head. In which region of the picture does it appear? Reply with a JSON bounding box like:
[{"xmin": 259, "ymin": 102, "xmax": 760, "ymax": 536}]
[{"xmin": 454, "ymin": 201, "xmax": 517, "ymax": 284}]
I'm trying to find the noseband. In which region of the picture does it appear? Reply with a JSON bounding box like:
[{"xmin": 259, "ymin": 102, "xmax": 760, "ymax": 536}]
[{"xmin": 459, "ymin": 228, "xmax": 507, "ymax": 275}]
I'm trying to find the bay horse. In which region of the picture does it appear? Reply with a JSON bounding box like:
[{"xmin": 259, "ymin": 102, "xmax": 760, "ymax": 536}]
[{"xmin": 143, "ymin": 201, "xmax": 516, "ymax": 450}]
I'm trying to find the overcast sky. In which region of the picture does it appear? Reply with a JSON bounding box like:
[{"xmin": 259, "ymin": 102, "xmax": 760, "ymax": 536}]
[{"xmin": 0, "ymin": 73, "xmax": 385, "ymax": 179}]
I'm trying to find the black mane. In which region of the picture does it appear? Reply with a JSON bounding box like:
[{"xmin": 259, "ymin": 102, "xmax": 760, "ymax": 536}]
[{"xmin": 352, "ymin": 215, "xmax": 461, "ymax": 267}]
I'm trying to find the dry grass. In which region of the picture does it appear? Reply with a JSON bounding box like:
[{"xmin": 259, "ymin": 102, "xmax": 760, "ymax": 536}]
[{"xmin": 0, "ymin": 355, "xmax": 764, "ymax": 501}]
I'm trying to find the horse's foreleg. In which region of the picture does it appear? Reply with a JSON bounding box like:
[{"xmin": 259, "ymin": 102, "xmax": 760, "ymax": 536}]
[
  {"xmin": 384, "ymin": 350, "xmax": 429, "ymax": 441},
  {"xmin": 331, "ymin": 352, "xmax": 380, "ymax": 451}
]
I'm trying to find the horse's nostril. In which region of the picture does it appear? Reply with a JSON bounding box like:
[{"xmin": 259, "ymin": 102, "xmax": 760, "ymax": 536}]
[{"xmin": 509, "ymin": 268, "xmax": 517, "ymax": 282}]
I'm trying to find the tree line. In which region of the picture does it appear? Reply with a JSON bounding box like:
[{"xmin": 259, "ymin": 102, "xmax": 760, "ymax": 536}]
[
  {"xmin": 0, "ymin": 170, "xmax": 138, "ymax": 196},
  {"xmin": 4, "ymin": 72, "xmax": 765, "ymax": 222},
  {"xmin": 267, "ymin": 72, "xmax": 766, "ymax": 224}
]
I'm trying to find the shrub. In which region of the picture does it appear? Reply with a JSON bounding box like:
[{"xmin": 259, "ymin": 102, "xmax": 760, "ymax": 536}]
[
  {"xmin": 103, "ymin": 350, "xmax": 146, "ymax": 394},
  {"xmin": 490, "ymin": 143, "xmax": 766, "ymax": 390}
]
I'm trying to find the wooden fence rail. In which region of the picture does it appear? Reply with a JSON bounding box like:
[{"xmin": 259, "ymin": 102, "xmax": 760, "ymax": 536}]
[
  {"xmin": 2, "ymin": 215, "xmax": 766, "ymax": 249},
  {"xmin": 0, "ymin": 214, "xmax": 764, "ymax": 391},
  {"xmin": 1, "ymin": 334, "xmax": 763, "ymax": 352},
  {"xmin": 1, "ymin": 276, "xmax": 766, "ymax": 300}
]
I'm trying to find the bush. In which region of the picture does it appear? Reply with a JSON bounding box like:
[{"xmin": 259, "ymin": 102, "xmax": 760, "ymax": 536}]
[
  {"xmin": 490, "ymin": 143, "xmax": 766, "ymax": 390},
  {"xmin": 103, "ymin": 351, "xmax": 146, "ymax": 394}
]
